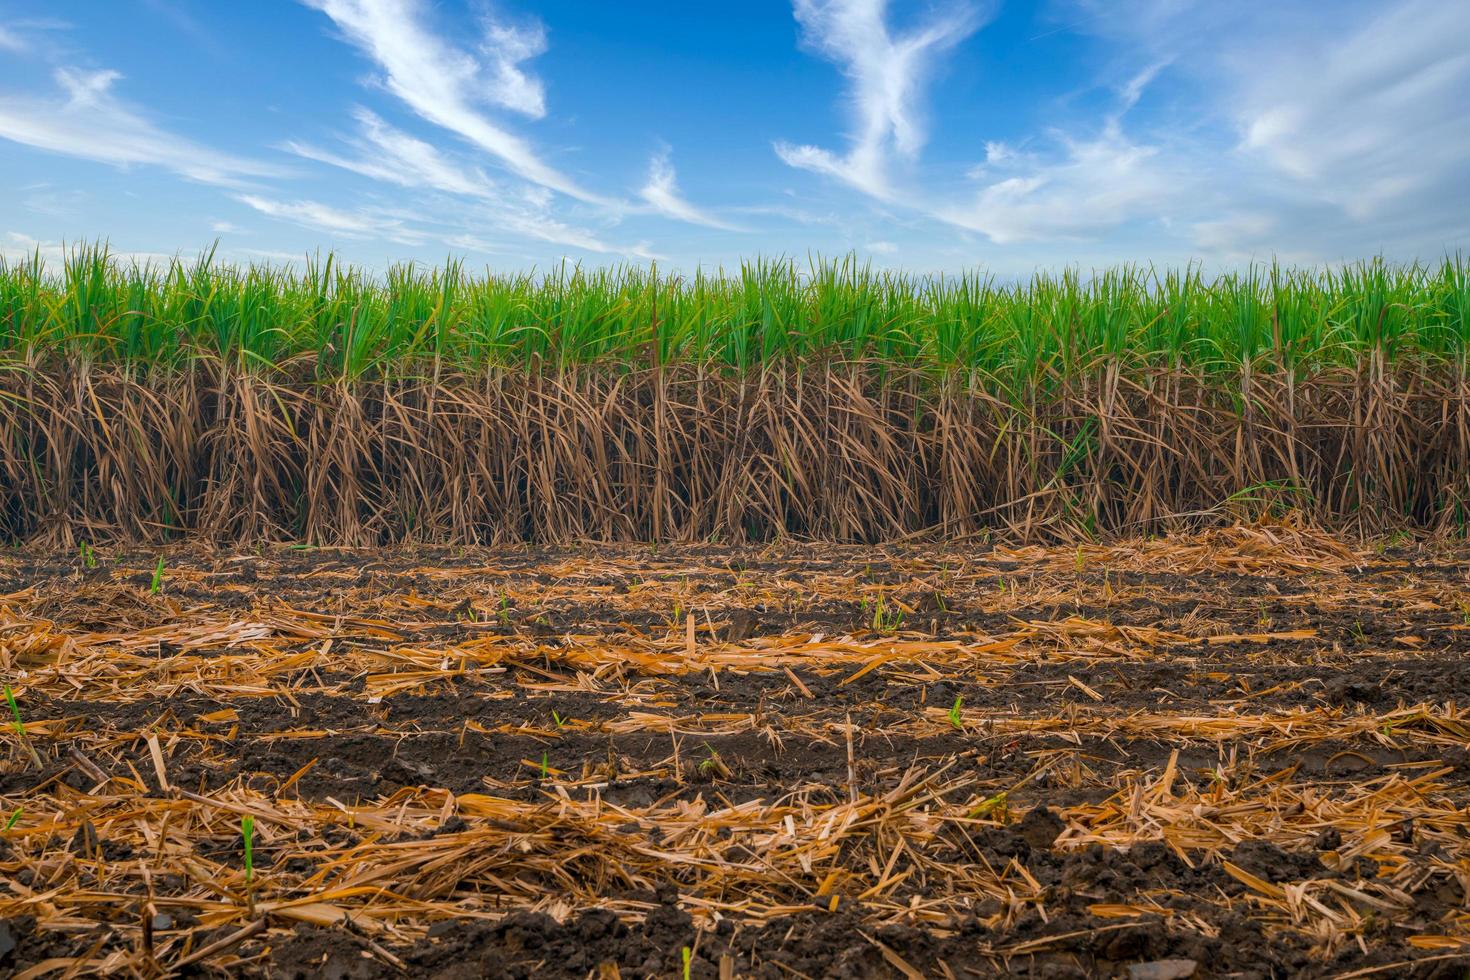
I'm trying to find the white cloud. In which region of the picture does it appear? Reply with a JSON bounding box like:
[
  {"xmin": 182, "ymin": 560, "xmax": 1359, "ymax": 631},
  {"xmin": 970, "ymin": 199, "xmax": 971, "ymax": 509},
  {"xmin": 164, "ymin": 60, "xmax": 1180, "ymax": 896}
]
[
  {"xmin": 0, "ymin": 26, "xmax": 26, "ymax": 52},
  {"xmin": 1190, "ymin": 212, "xmax": 1275, "ymax": 254},
  {"xmin": 1050, "ymin": 0, "xmax": 1470, "ymax": 258},
  {"xmin": 479, "ymin": 15, "xmax": 548, "ymax": 119},
  {"xmin": 285, "ymin": 107, "xmax": 498, "ymax": 198},
  {"xmin": 55, "ymin": 66, "xmax": 120, "ymax": 107},
  {"xmin": 1231, "ymin": 0, "xmax": 1470, "ymax": 220},
  {"xmin": 771, "ymin": 0, "xmax": 1186, "ymax": 246},
  {"xmin": 301, "ymin": 0, "xmax": 605, "ymax": 204},
  {"xmin": 285, "ymin": 110, "xmax": 635, "ymax": 254},
  {"xmin": 770, "ymin": 0, "xmax": 1467, "ymax": 259},
  {"xmin": 1, "ymin": 232, "xmax": 176, "ymax": 267},
  {"xmin": 775, "ymin": 0, "xmax": 988, "ymax": 199},
  {"xmin": 0, "ymin": 68, "xmax": 284, "ymax": 186},
  {"xmin": 1, "ymin": 232, "xmax": 65, "ymax": 265},
  {"xmin": 941, "ymin": 123, "xmax": 1176, "ymax": 244},
  {"xmin": 638, "ymin": 149, "xmax": 744, "ymax": 231},
  {"xmin": 210, "ymin": 220, "xmax": 243, "ymax": 233},
  {"xmin": 234, "ymin": 194, "xmax": 426, "ymax": 243}
]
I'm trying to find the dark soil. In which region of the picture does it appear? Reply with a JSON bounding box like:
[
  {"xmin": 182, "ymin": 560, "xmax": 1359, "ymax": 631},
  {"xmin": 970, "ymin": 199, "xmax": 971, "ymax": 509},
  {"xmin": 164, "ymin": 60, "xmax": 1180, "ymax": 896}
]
[{"xmin": 3, "ymin": 532, "xmax": 1470, "ymax": 977}]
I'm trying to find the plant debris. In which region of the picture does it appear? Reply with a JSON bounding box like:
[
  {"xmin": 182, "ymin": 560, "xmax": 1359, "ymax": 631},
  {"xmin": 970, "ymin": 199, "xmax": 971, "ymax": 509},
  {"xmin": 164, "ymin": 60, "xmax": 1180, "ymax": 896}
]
[{"xmin": 1, "ymin": 524, "xmax": 1468, "ymax": 977}]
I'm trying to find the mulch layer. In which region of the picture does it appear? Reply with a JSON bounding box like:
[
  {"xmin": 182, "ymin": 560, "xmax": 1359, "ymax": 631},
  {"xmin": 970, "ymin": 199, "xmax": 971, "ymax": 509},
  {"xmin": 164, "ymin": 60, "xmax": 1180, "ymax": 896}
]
[{"xmin": 3, "ymin": 524, "xmax": 1470, "ymax": 978}]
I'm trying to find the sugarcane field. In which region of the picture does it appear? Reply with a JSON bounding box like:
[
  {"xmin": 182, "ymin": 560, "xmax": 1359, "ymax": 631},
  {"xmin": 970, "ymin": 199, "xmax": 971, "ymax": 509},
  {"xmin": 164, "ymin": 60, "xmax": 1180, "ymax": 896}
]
[{"xmin": 4, "ymin": 1, "xmax": 1470, "ymax": 977}]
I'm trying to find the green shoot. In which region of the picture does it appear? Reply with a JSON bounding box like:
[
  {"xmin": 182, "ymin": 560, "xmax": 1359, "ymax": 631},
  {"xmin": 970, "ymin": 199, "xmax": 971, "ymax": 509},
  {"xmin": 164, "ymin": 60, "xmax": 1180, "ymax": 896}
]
[
  {"xmin": 682, "ymin": 946, "xmax": 692, "ymax": 980},
  {"xmin": 869, "ymin": 594, "xmax": 903, "ymax": 633},
  {"xmin": 948, "ymin": 695, "xmax": 964, "ymax": 729},
  {"xmin": 968, "ymin": 791, "xmax": 1009, "ymax": 819},
  {"xmin": 698, "ymin": 743, "xmax": 729, "ymax": 778},
  {"xmin": 79, "ymin": 541, "xmax": 96, "ymax": 568},
  {"xmin": 3, "ymin": 684, "xmax": 21, "ymax": 733},
  {"xmin": 150, "ymin": 556, "xmax": 165, "ymax": 594},
  {"xmin": 241, "ymin": 815, "xmax": 255, "ymax": 882},
  {"xmin": 552, "ymin": 709, "xmax": 566, "ymax": 730},
  {"xmin": 540, "ymin": 751, "xmax": 549, "ymax": 779},
  {"xmin": 4, "ymin": 684, "xmax": 42, "ymax": 768},
  {"xmin": 4, "ymin": 807, "xmax": 20, "ymax": 831}
]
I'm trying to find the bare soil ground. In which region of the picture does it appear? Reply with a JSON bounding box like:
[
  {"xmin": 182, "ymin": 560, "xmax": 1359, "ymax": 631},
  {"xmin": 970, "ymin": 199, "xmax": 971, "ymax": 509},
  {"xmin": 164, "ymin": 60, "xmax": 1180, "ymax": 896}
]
[{"xmin": 3, "ymin": 524, "xmax": 1470, "ymax": 978}]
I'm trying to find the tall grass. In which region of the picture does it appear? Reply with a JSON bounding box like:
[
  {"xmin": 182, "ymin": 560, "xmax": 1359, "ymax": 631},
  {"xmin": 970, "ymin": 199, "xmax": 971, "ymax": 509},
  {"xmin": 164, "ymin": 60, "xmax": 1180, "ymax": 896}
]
[
  {"xmin": 2, "ymin": 244, "xmax": 1468, "ymax": 377},
  {"xmin": 5, "ymin": 244, "xmax": 1470, "ymax": 544}
]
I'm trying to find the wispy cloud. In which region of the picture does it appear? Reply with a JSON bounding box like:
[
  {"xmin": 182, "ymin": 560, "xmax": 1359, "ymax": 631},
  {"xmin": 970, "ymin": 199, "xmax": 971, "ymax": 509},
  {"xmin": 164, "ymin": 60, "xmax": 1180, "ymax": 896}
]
[
  {"xmin": 780, "ymin": 1, "xmax": 1178, "ymax": 246},
  {"xmin": 1190, "ymin": 212, "xmax": 1276, "ymax": 256},
  {"xmin": 285, "ymin": 107, "xmax": 498, "ymax": 198},
  {"xmin": 974, "ymin": 52, "xmax": 1186, "ymax": 243},
  {"xmin": 479, "ymin": 13, "xmax": 548, "ymax": 119},
  {"xmin": 0, "ymin": 26, "xmax": 24, "ymax": 52},
  {"xmin": 21, "ymin": 183, "xmax": 86, "ymax": 218},
  {"xmin": 1231, "ymin": 0, "xmax": 1470, "ymax": 220},
  {"xmin": 941, "ymin": 106, "xmax": 1177, "ymax": 244},
  {"xmin": 638, "ymin": 148, "xmax": 745, "ymax": 231},
  {"xmin": 775, "ymin": 0, "xmax": 987, "ymax": 200},
  {"xmin": 1051, "ymin": 0, "xmax": 1470, "ymax": 257},
  {"xmin": 0, "ymin": 67, "xmax": 284, "ymax": 186},
  {"xmin": 284, "ymin": 109, "xmax": 636, "ymax": 254},
  {"xmin": 1, "ymin": 231, "xmax": 176, "ymax": 267},
  {"xmin": 301, "ymin": 0, "xmax": 605, "ymax": 204},
  {"xmin": 234, "ymin": 194, "xmax": 425, "ymax": 243}
]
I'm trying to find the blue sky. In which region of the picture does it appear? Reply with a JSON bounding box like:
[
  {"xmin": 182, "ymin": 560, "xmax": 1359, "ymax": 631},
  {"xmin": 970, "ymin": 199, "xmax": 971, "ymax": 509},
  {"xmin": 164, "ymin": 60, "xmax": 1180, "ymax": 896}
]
[{"xmin": 2, "ymin": 0, "xmax": 1468, "ymax": 273}]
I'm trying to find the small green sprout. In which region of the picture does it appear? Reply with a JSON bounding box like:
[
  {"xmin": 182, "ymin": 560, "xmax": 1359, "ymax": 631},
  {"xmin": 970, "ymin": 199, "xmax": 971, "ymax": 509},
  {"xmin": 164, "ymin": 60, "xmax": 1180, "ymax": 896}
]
[
  {"xmin": 868, "ymin": 594, "xmax": 903, "ymax": 633},
  {"xmin": 948, "ymin": 695, "xmax": 964, "ymax": 729},
  {"xmin": 4, "ymin": 807, "xmax": 20, "ymax": 831},
  {"xmin": 79, "ymin": 541, "xmax": 96, "ymax": 568},
  {"xmin": 150, "ymin": 556, "xmax": 165, "ymax": 594},
  {"xmin": 540, "ymin": 751, "xmax": 549, "ymax": 779},
  {"xmin": 241, "ymin": 815, "xmax": 255, "ymax": 882},
  {"xmin": 682, "ymin": 946, "xmax": 692, "ymax": 980},
  {"xmin": 4, "ymin": 685, "xmax": 42, "ymax": 768},
  {"xmin": 4, "ymin": 685, "xmax": 21, "ymax": 733},
  {"xmin": 968, "ymin": 791, "xmax": 1009, "ymax": 819},
  {"xmin": 552, "ymin": 709, "xmax": 567, "ymax": 730},
  {"xmin": 698, "ymin": 743, "xmax": 729, "ymax": 778}
]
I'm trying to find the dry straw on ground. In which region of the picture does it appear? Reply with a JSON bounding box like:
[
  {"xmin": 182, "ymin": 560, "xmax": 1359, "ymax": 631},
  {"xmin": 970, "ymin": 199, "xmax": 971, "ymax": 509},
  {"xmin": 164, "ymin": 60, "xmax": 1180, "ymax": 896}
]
[{"xmin": 2, "ymin": 524, "xmax": 1470, "ymax": 975}]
